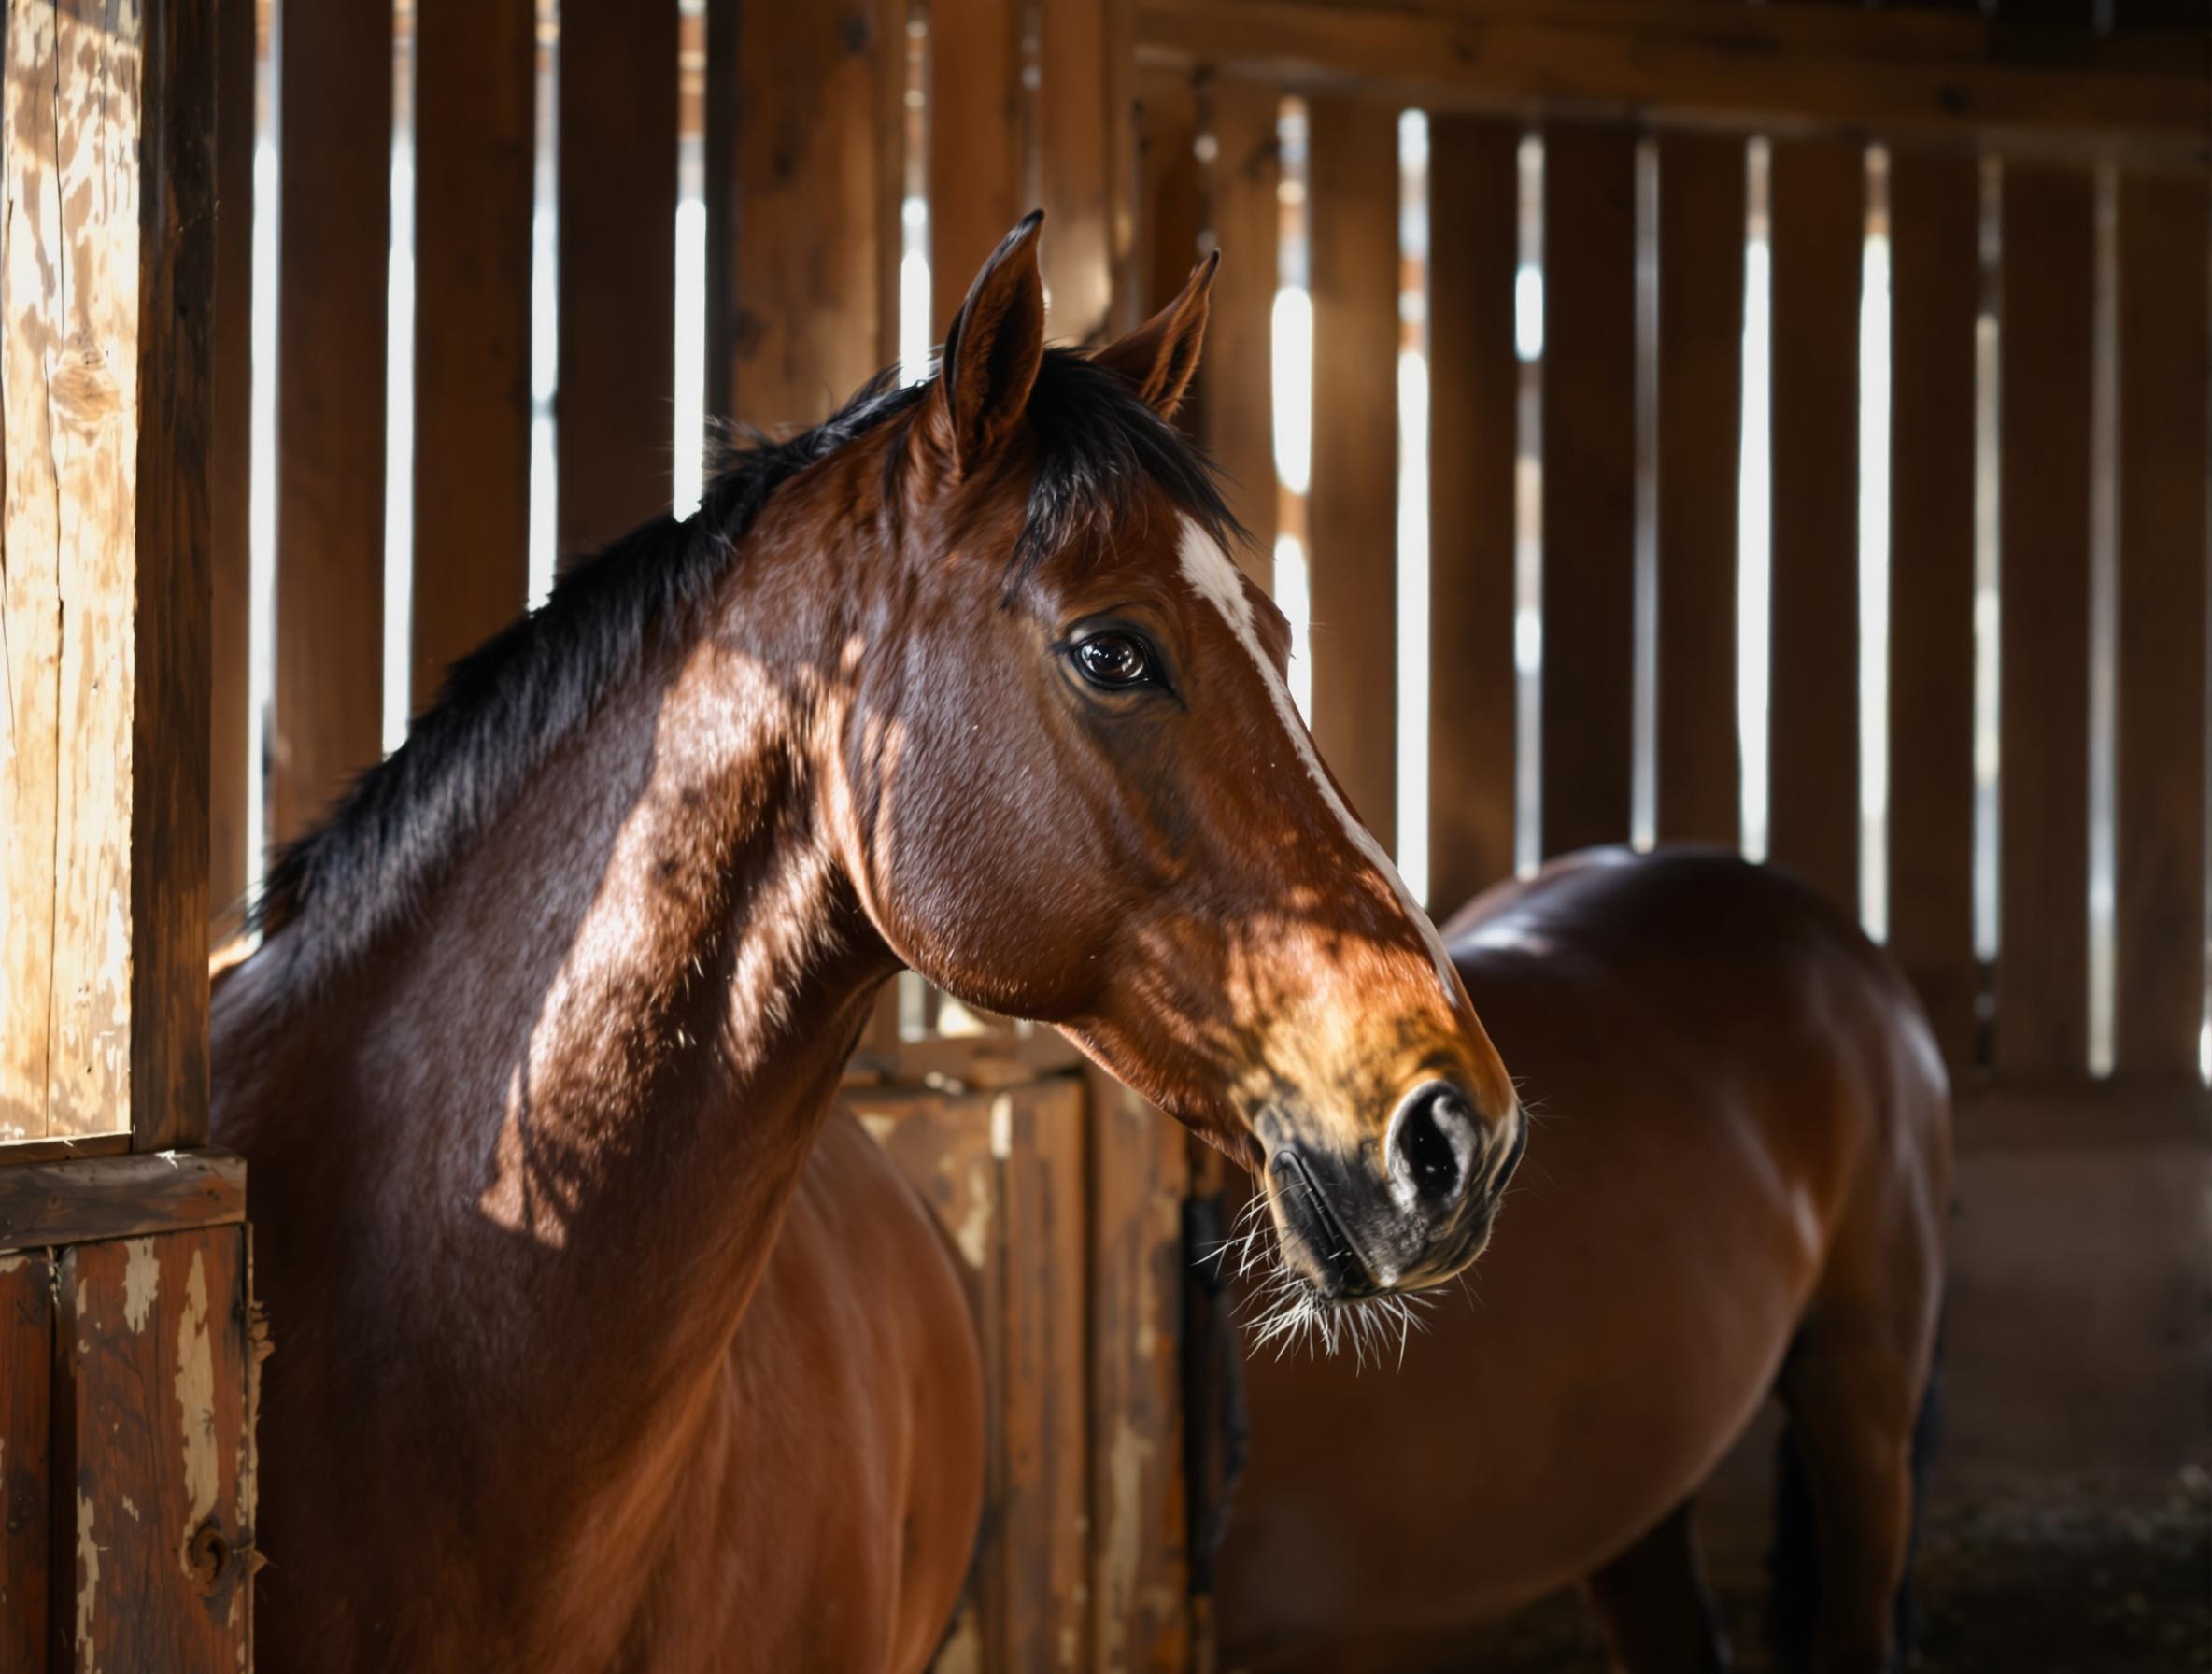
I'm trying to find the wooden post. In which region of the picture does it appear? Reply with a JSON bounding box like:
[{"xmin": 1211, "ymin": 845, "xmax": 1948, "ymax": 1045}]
[
  {"xmin": 208, "ymin": 0, "xmax": 255, "ymax": 929},
  {"xmin": 929, "ymin": 0, "xmax": 1028, "ymax": 341},
  {"xmin": 1198, "ymin": 74, "xmax": 1278, "ymax": 594},
  {"xmin": 1425, "ymin": 114, "xmax": 1520, "ymax": 912},
  {"xmin": 1886, "ymin": 149, "xmax": 1982, "ymax": 1075},
  {"xmin": 1539, "ymin": 122, "xmax": 1638, "ymax": 858}
]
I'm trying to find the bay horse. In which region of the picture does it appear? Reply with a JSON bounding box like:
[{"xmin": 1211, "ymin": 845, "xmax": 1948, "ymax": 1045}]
[
  {"xmin": 1212, "ymin": 847, "xmax": 1950, "ymax": 1674},
  {"xmin": 212, "ymin": 214, "xmax": 1526, "ymax": 1673}
]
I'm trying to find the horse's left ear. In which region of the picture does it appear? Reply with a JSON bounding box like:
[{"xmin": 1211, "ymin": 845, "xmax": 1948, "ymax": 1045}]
[
  {"xmin": 932, "ymin": 210, "xmax": 1047, "ymax": 475},
  {"xmin": 1092, "ymin": 249, "xmax": 1219, "ymax": 419}
]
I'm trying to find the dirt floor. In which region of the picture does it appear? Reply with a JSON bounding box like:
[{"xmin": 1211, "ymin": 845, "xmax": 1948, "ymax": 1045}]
[{"xmin": 1434, "ymin": 1469, "xmax": 2210, "ymax": 1673}]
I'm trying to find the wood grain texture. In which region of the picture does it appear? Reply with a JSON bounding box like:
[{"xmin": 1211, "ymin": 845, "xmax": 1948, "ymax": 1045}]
[
  {"xmin": 1198, "ymin": 74, "xmax": 1279, "ymax": 592},
  {"xmin": 0, "ymin": 1250, "xmax": 53, "ymax": 1674},
  {"xmin": 135, "ymin": 0, "xmax": 219, "ymax": 1153},
  {"xmin": 1766, "ymin": 139, "xmax": 1863, "ymax": 914},
  {"xmin": 55, "ymin": 1227, "xmax": 256, "ymax": 1669},
  {"xmin": 928, "ymin": 0, "xmax": 1027, "ymax": 342},
  {"xmin": 1135, "ymin": 67, "xmax": 1200, "ymax": 431},
  {"xmin": 712, "ymin": 0, "xmax": 891, "ymax": 433},
  {"xmin": 1425, "ymin": 114, "xmax": 1520, "ymax": 913},
  {"xmin": 1886, "ymin": 150, "xmax": 1982, "ymax": 1074},
  {"xmin": 557, "ymin": 0, "xmax": 677, "ymax": 563},
  {"xmin": 1134, "ymin": 0, "xmax": 2211, "ymax": 149},
  {"xmin": 1305, "ymin": 92, "xmax": 1400, "ymax": 853},
  {"xmin": 209, "ymin": 0, "xmax": 255, "ymax": 929},
  {"xmin": 273, "ymin": 0, "xmax": 390, "ymax": 844},
  {"xmin": 1085, "ymin": 1069, "xmax": 1191, "ymax": 1672},
  {"xmin": 2113, "ymin": 171, "xmax": 2208, "ymax": 1076},
  {"xmin": 1040, "ymin": 0, "xmax": 1119, "ymax": 347},
  {"xmin": 412, "ymin": 0, "xmax": 534, "ymax": 710},
  {"xmin": 1, "ymin": 0, "xmax": 147, "ymax": 1143},
  {"xmin": 1539, "ymin": 123, "xmax": 1638, "ymax": 858},
  {"xmin": 1996, "ymin": 163, "xmax": 2094, "ymax": 1077},
  {"xmin": 1654, "ymin": 131, "xmax": 1743, "ymax": 850},
  {"xmin": 0, "ymin": 1149, "xmax": 246, "ymax": 1253}
]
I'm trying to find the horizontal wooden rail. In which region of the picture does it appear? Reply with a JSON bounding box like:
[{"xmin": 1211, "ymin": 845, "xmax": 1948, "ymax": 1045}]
[
  {"xmin": 0, "ymin": 1148, "xmax": 247, "ymax": 1253},
  {"xmin": 1136, "ymin": 0, "xmax": 2211, "ymax": 162},
  {"xmin": 1953, "ymin": 1078, "xmax": 2211, "ymax": 1154}
]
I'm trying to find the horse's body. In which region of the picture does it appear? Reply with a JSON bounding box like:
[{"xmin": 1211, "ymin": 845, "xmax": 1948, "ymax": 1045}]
[
  {"xmin": 215, "ymin": 220, "xmax": 1525, "ymax": 1671},
  {"xmin": 1217, "ymin": 848, "xmax": 1950, "ymax": 1674}
]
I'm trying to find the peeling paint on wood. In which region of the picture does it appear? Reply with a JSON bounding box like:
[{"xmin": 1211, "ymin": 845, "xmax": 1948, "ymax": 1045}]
[{"xmin": 121, "ymin": 1235, "xmax": 158, "ymax": 1330}]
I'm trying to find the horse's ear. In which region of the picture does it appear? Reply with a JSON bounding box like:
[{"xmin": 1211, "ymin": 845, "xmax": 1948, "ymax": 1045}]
[
  {"xmin": 1092, "ymin": 249, "xmax": 1218, "ymax": 419},
  {"xmin": 931, "ymin": 210, "xmax": 1047, "ymax": 474}
]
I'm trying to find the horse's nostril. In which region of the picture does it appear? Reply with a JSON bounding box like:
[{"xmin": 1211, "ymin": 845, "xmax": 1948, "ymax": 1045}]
[{"xmin": 1387, "ymin": 1081, "xmax": 1479, "ymax": 1210}]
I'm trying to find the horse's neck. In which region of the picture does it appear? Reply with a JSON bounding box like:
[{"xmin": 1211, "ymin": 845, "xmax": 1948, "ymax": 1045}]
[{"xmin": 220, "ymin": 572, "xmax": 892, "ymax": 1641}]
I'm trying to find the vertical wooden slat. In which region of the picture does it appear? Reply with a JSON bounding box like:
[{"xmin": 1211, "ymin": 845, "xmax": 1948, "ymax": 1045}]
[
  {"xmin": 1654, "ymin": 131, "xmax": 1744, "ymax": 850},
  {"xmin": 1086, "ymin": 1070, "xmax": 1191, "ymax": 1673},
  {"xmin": 929, "ymin": 0, "xmax": 1027, "ymax": 342},
  {"xmin": 2113, "ymin": 171, "xmax": 2209, "ymax": 1076},
  {"xmin": 1997, "ymin": 163, "xmax": 2095, "ymax": 1077},
  {"xmin": 1305, "ymin": 93, "xmax": 1400, "ymax": 852},
  {"xmin": 1887, "ymin": 151, "xmax": 1982, "ymax": 1074},
  {"xmin": 411, "ymin": 0, "xmax": 534, "ymax": 709},
  {"xmin": 998, "ymin": 1080, "xmax": 1091, "ymax": 1673},
  {"xmin": 273, "ymin": 0, "xmax": 390, "ymax": 844},
  {"xmin": 712, "ymin": 0, "xmax": 891, "ymax": 433},
  {"xmin": 209, "ymin": 0, "xmax": 256, "ymax": 929},
  {"xmin": 1539, "ymin": 123, "xmax": 1638, "ymax": 858},
  {"xmin": 1425, "ymin": 115, "xmax": 1520, "ymax": 913},
  {"xmin": 56, "ymin": 1229, "xmax": 255, "ymax": 1668},
  {"xmin": 135, "ymin": 0, "xmax": 219, "ymax": 1153},
  {"xmin": 0, "ymin": 1251, "xmax": 53, "ymax": 1673},
  {"xmin": 1135, "ymin": 67, "xmax": 1201, "ymax": 424},
  {"xmin": 1040, "ymin": 0, "xmax": 1117, "ymax": 347},
  {"xmin": 1198, "ymin": 76, "xmax": 1277, "ymax": 593},
  {"xmin": 1766, "ymin": 138, "xmax": 1863, "ymax": 913},
  {"xmin": 557, "ymin": 0, "xmax": 677, "ymax": 563}
]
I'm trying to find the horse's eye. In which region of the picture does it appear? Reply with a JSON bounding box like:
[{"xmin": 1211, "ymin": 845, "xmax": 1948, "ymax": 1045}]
[{"xmin": 1073, "ymin": 632, "xmax": 1155, "ymax": 690}]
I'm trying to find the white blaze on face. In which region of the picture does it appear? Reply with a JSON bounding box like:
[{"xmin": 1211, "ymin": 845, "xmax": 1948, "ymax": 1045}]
[{"xmin": 1175, "ymin": 517, "xmax": 1460, "ymax": 1001}]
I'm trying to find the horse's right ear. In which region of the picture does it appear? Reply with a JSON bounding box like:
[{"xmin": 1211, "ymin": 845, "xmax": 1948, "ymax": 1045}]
[{"xmin": 929, "ymin": 210, "xmax": 1047, "ymax": 475}]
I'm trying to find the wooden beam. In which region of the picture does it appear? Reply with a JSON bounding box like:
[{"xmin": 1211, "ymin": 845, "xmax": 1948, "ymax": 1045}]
[
  {"xmin": 1135, "ymin": 0, "xmax": 2212, "ymax": 154},
  {"xmin": 1766, "ymin": 138, "xmax": 1863, "ymax": 914},
  {"xmin": 411, "ymin": 0, "xmax": 535, "ymax": 711},
  {"xmin": 2113, "ymin": 171, "xmax": 2209, "ymax": 1076},
  {"xmin": 209, "ymin": 0, "xmax": 256, "ymax": 930},
  {"xmin": 1653, "ymin": 131, "xmax": 1744, "ymax": 850},
  {"xmin": 1425, "ymin": 114, "xmax": 1519, "ymax": 912},
  {"xmin": 1886, "ymin": 150, "xmax": 1983, "ymax": 1075},
  {"xmin": 557, "ymin": 0, "xmax": 677, "ymax": 563},
  {"xmin": 0, "ymin": 1250, "xmax": 53, "ymax": 1672},
  {"xmin": 1197, "ymin": 74, "xmax": 1279, "ymax": 592},
  {"xmin": 1041, "ymin": 0, "xmax": 1123, "ymax": 347},
  {"xmin": 273, "ymin": 0, "xmax": 390, "ymax": 844},
  {"xmin": 929, "ymin": 0, "xmax": 1028, "ymax": 342},
  {"xmin": 1304, "ymin": 92, "xmax": 1401, "ymax": 852},
  {"xmin": 0, "ymin": 1149, "xmax": 247, "ymax": 1254},
  {"xmin": 1539, "ymin": 123, "xmax": 1637, "ymax": 858},
  {"xmin": 1996, "ymin": 162, "xmax": 2094, "ymax": 1077}
]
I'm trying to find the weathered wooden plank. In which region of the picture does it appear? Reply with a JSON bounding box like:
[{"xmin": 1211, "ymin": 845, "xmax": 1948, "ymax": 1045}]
[
  {"xmin": 136, "ymin": 0, "xmax": 220, "ymax": 1154},
  {"xmin": 1425, "ymin": 114, "xmax": 1520, "ymax": 913},
  {"xmin": 1766, "ymin": 139, "xmax": 1863, "ymax": 913},
  {"xmin": 999, "ymin": 1078, "xmax": 1091, "ymax": 1673},
  {"xmin": 1539, "ymin": 123, "xmax": 1638, "ymax": 858},
  {"xmin": 710, "ymin": 0, "xmax": 891, "ymax": 433},
  {"xmin": 0, "ymin": 0, "xmax": 145, "ymax": 1143},
  {"xmin": 929, "ymin": 0, "xmax": 1027, "ymax": 342},
  {"xmin": 1305, "ymin": 92, "xmax": 1400, "ymax": 852},
  {"xmin": 1085, "ymin": 1068, "xmax": 1191, "ymax": 1672},
  {"xmin": 1040, "ymin": 0, "xmax": 1120, "ymax": 347},
  {"xmin": 1198, "ymin": 75, "xmax": 1279, "ymax": 592},
  {"xmin": 1135, "ymin": 67, "xmax": 1201, "ymax": 431},
  {"xmin": 1997, "ymin": 163, "xmax": 2095, "ymax": 1077},
  {"xmin": 1134, "ymin": 0, "xmax": 2212, "ymax": 149},
  {"xmin": 209, "ymin": 0, "xmax": 256, "ymax": 929},
  {"xmin": 411, "ymin": 0, "xmax": 534, "ymax": 710},
  {"xmin": 557, "ymin": 0, "xmax": 678, "ymax": 562},
  {"xmin": 56, "ymin": 1228, "xmax": 256, "ymax": 1669},
  {"xmin": 1886, "ymin": 150, "xmax": 1982, "ymax": 1074},
  {"xmin": 1653, "ymin": 130, "xmax": 1744, "ymax": 850},
  {"xmin": 273, "ymin": 0, "xmax": 390, "ymax": 844},
  {"xmin": 2113, "ymin": 171, "xmax": 2209, "ymax": 1076},
  {"xmin": 0, "ymin": 1150, "xmax": 247, "ymax": 1254},
  {"xmin": 0, "ymin": 1250, "xmax": 53, "ymax": 1674}
]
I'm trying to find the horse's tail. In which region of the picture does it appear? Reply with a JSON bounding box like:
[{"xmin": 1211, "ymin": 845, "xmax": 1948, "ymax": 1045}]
[{"xmin": 1766, "ymin": 1304, "xmax": 1946, "ymax": 1673}]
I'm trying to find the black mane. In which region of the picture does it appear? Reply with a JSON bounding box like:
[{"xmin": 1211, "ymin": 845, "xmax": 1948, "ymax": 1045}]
[{"xmin": 250, "ymin": 349, "xmax": 1240, "ymax": 974}]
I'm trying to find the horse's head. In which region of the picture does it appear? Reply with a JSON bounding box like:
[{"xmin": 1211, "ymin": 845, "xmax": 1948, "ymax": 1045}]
[{"xmin": 828, "ymin": 214, "xmax": 1522, "ymax": 1306}]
